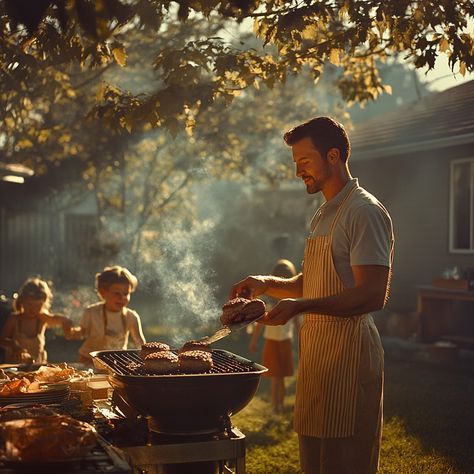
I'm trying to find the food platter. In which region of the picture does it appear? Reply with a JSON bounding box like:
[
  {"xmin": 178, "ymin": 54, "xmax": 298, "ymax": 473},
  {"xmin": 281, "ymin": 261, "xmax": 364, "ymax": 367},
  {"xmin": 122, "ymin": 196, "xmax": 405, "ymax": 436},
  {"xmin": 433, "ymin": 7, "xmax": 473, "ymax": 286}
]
[
  {"xmin": 0, "ymin": 415, "xmax": 98, "ymax": 463},
  {"xmin": 0, "ymin": 385, "xmax": 70, "ymax": 406}
]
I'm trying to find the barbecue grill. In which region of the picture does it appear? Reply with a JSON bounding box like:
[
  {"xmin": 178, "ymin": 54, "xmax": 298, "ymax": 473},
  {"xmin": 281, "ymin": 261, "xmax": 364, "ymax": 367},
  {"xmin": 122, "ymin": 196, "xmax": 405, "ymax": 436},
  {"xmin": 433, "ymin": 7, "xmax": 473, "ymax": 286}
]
[{"xmin": 91, "ymin": 349, "xmax": 267, "ymax": 434}]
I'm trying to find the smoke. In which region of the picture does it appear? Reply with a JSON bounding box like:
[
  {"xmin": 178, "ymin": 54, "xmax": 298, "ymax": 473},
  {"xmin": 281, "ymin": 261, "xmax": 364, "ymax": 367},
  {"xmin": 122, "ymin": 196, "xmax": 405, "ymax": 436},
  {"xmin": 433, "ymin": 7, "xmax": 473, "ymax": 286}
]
[{"xmin": 131, "ymin": 216, "xmax": 221, "ymax": 346}]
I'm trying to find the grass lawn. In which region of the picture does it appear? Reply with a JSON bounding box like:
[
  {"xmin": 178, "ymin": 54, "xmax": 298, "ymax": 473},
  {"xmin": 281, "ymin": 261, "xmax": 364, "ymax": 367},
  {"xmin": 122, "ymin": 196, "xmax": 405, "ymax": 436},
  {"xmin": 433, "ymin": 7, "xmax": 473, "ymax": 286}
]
[
  {"xmin": 233, "ymin": 355, "xmax": 474, "ymax": 474},
  {"xmin": 46, "ymin": 327, "xmax": 474, "ymax": 474}
]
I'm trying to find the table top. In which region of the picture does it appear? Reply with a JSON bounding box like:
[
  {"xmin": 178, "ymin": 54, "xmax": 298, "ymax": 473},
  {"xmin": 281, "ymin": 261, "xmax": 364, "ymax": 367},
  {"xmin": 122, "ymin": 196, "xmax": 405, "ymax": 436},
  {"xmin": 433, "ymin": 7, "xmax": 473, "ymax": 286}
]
[{"xmin": 416, "ymin": 285, "xmax": 474, "ymax": 300}]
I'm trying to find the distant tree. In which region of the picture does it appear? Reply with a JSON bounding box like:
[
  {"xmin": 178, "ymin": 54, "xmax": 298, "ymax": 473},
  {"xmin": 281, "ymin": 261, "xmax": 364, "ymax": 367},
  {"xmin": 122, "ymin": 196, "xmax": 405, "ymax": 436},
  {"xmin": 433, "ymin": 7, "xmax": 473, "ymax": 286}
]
[
  {"xmin": 0, "ymin": 21, "xmax": 334, "ymax": 267},
  {"xmin": 0, "ymin": 1, "xmax": 468, "ymax": 271},
  {"xmin": 1, "ymin": 0, "xmax": 472, "ymax": 135}
]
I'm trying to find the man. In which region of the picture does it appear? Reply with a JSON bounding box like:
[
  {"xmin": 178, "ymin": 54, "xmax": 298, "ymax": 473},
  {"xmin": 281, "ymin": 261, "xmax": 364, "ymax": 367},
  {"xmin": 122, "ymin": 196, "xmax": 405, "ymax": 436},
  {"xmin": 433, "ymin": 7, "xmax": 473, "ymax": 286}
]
[{"xmin": 231, "ymin": 117, "xmax": 394, "ymax": 474}]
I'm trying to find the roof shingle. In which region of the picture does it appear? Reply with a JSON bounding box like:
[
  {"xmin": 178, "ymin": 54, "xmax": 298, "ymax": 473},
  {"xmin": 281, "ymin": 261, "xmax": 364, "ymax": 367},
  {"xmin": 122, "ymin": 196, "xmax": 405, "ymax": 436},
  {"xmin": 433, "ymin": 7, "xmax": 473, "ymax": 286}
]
[{"xmin": 351, "ymin": 80, "xmax": 474, "ymax": 160}]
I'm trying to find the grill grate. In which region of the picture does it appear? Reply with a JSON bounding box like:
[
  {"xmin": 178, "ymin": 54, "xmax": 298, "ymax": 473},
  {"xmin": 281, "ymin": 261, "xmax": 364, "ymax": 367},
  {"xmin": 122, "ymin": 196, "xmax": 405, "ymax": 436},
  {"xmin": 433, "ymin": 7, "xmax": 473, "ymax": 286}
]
[{"xmin": 95, "ymin": 350, "xmax": 260, "ymax": 376}]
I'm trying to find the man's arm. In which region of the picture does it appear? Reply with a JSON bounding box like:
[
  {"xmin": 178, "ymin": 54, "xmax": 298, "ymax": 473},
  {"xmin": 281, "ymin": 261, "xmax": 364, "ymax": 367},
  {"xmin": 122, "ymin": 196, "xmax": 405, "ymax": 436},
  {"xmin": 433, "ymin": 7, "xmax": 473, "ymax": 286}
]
[
  {"xmin": 263, "ymin": 265, "xmax": 390, "ymax": 325},
  {"xmin": 231, "ymin": 273, "xmax": 303, "ymax": 300}
]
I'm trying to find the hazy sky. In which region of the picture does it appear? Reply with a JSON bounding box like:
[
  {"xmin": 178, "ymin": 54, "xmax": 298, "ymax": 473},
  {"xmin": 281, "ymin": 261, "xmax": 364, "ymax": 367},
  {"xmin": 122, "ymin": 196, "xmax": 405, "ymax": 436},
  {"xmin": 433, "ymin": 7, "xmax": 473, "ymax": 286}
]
[
  {"xmin": 419, "ymin": 18, "xmax": 473, "ymax": 92},
  {"xmin": 420, "ymin": 55, "xmax": 473, "ymax": 92}
]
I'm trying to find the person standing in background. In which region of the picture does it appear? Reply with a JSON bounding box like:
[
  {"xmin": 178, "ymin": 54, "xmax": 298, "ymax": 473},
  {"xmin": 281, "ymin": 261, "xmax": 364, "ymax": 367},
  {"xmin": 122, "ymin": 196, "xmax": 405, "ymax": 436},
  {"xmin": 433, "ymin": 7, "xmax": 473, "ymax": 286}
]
[
  {"xmin": 249, "ymin": 258, "xmax": 300, "ymax": 414},
  {"xmin": 232, "ymin": 117, "xmax": 394, "ymax": 474}
]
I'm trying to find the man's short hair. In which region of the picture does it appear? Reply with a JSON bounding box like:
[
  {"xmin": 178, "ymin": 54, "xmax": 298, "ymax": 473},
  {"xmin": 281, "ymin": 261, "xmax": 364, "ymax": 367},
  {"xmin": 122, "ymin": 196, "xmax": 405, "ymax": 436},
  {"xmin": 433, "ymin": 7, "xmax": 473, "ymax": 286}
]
[
  {"xmin": 96, "ymin": 265, "xmax": 138, "ymax": 292},
  {"xmin": 283, "ymin": 116, "xmax": 351, "ymax": 163}
]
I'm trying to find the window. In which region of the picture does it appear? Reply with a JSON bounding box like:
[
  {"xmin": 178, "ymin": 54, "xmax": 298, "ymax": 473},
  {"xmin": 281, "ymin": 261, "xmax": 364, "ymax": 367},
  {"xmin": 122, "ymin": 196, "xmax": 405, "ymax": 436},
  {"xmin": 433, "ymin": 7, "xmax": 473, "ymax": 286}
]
[{"xmin": 450, "ymin": 158, "xmax": 474, "ymax": 253}]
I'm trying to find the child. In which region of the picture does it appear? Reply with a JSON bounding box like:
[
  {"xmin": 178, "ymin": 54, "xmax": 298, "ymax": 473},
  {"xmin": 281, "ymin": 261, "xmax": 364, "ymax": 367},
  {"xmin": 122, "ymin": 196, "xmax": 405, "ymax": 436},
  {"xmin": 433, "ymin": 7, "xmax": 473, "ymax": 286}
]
[
  {"xmin": 0, "ymin": 278, "xmax": 72, "ymax": 364},
  {"xmin": 248, "ymin": 259, "xmax": 300, "ymax": 414},
  {"xmin": 69, "ymin": 266, "xmax": 146, "ymax": 365}
]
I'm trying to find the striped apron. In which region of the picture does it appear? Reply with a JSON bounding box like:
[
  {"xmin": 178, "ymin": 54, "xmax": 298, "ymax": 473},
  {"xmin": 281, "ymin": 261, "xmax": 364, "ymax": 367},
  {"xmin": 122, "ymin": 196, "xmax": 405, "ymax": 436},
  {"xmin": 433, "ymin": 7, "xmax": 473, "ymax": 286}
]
[{"xmin": 294, "ymin": 185, "xmax": 364, "ymax": 438}]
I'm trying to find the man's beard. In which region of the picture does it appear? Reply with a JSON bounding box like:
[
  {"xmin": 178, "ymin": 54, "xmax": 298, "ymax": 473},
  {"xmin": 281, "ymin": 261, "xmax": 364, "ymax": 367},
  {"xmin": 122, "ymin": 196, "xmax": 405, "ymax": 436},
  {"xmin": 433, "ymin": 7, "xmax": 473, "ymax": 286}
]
[{"xmin": 304, "ymin": 178, "xmax": 322, "ymax": 194}]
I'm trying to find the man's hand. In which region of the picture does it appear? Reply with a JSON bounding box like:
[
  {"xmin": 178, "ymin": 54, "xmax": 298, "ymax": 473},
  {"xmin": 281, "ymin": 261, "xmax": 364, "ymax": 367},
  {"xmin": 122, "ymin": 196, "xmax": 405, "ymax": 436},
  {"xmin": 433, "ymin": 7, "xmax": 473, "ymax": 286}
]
[
  {"xmin": 230, "ymin": 275, "xmax": 271, "ymax": 299},
  {"xmin": 261, "ymin": 298, "xmax": 302, "ymax": 326}
]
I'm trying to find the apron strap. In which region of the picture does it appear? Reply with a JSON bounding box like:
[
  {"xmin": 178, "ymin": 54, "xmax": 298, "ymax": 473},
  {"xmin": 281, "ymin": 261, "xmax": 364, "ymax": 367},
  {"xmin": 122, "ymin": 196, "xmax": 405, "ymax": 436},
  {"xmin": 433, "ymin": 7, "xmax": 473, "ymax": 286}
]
[
  {"xmin": 328, "ymin": 183, "xmax": 358, "ymax": 236},
  {"xmin": 309, "ymin": 182, "xmax": 358, "ymax": 236}
]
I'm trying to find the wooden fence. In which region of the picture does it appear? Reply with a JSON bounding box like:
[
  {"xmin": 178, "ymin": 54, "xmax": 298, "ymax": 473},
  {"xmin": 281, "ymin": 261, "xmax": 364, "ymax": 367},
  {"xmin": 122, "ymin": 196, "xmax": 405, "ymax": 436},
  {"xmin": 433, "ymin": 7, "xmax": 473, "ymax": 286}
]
[{"xmin": 0, "ymin": 208, "xmax": 98, "ymax": 295}]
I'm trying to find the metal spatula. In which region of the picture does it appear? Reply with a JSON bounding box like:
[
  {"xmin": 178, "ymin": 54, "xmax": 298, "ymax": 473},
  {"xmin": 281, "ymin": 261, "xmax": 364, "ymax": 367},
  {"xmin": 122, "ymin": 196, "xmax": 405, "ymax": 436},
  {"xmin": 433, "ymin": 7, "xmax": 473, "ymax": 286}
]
[{"xmin": 201, "ymin": 312, "xmax": 266, "ymax": 345}]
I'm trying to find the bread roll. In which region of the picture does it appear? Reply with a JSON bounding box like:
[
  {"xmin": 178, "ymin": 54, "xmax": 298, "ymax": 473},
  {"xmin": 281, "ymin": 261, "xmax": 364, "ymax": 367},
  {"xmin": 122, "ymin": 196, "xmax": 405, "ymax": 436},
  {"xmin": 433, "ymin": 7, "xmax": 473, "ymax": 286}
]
[
  {"xmin": 220, "ymin": 297, "xmax": 266, "ymax": 325},
  {"xmin": 143, "ymin": 351, "xmax": 179, "ymax": 374},
  {"xmin": 178, "ymin": 350, "xmax": 213, "ymax": 373},
  {"xmin": 140, "ymin": 342, "xmax": 171, "ymax": 359}
]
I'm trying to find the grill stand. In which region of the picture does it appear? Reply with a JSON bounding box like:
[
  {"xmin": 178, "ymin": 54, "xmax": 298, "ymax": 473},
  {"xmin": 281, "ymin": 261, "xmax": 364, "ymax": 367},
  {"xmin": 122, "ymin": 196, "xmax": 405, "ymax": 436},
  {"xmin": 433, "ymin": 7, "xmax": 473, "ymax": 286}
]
[
  {"xmin": 121, "ymin": 426, "xmax": 245, "ymax": 474},
  {"xmin": 97, "ymin": 398, "xmax": 246, "ymax": 474}
]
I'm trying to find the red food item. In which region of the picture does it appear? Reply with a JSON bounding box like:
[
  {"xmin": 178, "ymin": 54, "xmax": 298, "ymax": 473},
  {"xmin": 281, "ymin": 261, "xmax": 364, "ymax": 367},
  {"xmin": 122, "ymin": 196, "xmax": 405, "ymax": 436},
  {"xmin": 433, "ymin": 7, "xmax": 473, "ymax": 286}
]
[
  {"xmin": 178, "ymin": 340, "xmax": 212, "ymax": 354},
  {"xmin": 143, "ymin": 351, "xmax": 179, "ymax": 374},
  {"xmin": 140, "ymin": 342, "xmax": 171, "ymax": 359},
  {"xmin": 220, "ymin": 298, "xmax": 266, "ymax": 325},
  {"xmin": 178, "ymin": 350, "xmax": 213, "ymax": 373}
]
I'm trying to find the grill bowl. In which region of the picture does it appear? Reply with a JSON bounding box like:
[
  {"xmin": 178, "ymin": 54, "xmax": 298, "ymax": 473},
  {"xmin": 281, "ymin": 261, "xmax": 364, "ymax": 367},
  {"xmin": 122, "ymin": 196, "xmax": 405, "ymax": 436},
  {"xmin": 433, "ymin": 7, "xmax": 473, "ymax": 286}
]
[{"xmin": 90, "ymin": 349, "xmax": 267, "ymax": 434}]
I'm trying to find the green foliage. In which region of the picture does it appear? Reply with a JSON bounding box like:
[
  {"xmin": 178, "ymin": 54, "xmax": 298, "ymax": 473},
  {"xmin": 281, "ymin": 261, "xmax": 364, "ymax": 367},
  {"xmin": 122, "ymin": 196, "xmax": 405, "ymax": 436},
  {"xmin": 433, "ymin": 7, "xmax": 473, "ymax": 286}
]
[
  {"xmin": 0, "ymin": 1, "xmax": 470, "ymax": 269},
  {"xmin": 1, "ymin": 0, "xmax": 473, "ymax": 134}
]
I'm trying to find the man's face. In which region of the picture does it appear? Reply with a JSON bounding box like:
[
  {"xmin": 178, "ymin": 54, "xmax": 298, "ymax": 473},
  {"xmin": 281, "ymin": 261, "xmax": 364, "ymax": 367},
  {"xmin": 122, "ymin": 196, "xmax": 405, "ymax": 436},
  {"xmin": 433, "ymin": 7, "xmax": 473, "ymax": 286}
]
[
  {"xmin": 292, "ymin": 136, "xmax": 331, "ymax": 194},
  {"xmin": 99, "ymin": 283, "xmax": 132, "ymax": 312}
]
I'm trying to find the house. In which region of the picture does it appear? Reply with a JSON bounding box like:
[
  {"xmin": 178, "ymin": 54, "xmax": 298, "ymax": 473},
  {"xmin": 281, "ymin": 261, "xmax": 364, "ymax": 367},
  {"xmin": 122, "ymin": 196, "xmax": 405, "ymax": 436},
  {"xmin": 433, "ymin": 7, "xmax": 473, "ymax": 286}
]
[
  {"xmin": 350, "ymin": 80, "xmax": 474, "ymax": 317},
  {"xmin": 0, "ymin": 169, "xmax": 100, "ymax": 295}
]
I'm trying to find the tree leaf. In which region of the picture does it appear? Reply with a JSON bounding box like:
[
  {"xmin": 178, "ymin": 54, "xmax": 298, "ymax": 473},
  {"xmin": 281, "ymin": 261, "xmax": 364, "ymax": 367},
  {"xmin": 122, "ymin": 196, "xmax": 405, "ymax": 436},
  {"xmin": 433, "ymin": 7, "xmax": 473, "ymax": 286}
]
[
  {"xmin": 439, "ymin": 37, "xmax": 450, "ymax": 53},
  {"xmin": 112, "ymin": 45, "xmax": 127, "ymax": 66},
  {"xmin": 329, "ymin": 49, "xmax": 342, "ymax": 66}
]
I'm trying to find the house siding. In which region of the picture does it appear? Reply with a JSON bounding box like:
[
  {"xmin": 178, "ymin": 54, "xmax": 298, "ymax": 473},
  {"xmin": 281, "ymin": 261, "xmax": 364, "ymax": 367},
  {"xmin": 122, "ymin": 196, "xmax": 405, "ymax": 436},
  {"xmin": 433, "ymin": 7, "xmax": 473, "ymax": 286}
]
[
  {"xmin": 352, "ymin": 142, "xmax": 474, "ymax": 314},
  {"xmin": 0, "ymin": 207, "xmax": 99, "ymax": 295}
]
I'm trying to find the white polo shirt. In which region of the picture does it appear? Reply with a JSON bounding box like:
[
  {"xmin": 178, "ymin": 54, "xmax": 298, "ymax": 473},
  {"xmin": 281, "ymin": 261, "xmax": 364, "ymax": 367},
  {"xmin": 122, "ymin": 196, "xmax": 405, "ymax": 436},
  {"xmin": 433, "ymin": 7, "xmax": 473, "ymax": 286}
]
[{"xmin": 309, "ymin": 178, "xmax": 394, "ymax": 289}]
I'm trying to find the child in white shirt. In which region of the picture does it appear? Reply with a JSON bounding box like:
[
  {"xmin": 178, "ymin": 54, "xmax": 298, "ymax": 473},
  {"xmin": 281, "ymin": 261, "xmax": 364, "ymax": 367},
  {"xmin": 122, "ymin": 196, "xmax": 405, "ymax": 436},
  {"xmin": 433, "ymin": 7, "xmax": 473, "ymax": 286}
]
[{"xmin": 69, "ymin": 265, "xmax": 146, "ymax": 365}]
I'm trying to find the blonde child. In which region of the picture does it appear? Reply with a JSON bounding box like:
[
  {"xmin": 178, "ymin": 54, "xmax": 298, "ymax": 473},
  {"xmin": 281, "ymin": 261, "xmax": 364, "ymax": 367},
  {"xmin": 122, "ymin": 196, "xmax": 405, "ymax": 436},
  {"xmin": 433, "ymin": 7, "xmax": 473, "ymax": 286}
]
[
  {"xmin": 69, "ymin": 266, "xmax": 146, "ymax": 365},
  {"xmin": 0, "ymin": 278, "xmax": 72, "ymax": 364},
  {"xmin": 249, "ymin": 259, "xmax": 300, "ymax": 414}
]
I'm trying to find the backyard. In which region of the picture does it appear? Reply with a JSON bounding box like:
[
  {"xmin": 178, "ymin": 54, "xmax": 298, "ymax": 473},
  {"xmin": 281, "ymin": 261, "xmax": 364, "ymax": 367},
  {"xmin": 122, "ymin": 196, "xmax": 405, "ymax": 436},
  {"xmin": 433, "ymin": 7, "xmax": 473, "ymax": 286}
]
[
  {"xmin": 45, "ymin": 320, "xmax": 474, "ymax": 474},
  {"xmin": 233, "ymin": 344, "xmax": 474, "ymax": 474}
]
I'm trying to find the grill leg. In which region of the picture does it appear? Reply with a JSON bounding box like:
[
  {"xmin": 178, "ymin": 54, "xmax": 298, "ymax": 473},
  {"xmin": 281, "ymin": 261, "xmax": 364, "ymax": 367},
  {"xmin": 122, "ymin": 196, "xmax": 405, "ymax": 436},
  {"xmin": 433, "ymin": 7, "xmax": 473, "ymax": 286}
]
[{"xmin": 235, "ymin": 453, "xmax": 245, "ymax": 474}]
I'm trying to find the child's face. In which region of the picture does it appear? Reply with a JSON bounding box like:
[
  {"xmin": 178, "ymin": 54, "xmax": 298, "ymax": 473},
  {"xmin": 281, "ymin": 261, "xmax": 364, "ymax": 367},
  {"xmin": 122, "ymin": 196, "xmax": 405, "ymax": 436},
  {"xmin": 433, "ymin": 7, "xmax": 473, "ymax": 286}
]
[
  {"xmin": 21, "ymin": 297, "xmax": 46, "ymax": 316},
  {"xmin": 99, "ymin": 283, "xmax": 132, "ymax": 312}
]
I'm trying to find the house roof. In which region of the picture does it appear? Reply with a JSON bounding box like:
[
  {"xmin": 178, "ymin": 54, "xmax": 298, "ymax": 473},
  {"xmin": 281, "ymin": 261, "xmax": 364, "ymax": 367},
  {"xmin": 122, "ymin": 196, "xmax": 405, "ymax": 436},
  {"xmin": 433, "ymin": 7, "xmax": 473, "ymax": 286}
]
[
  {"xmin": 350, "ymin": 79, "xmax": 474, "ymax": 161},
  {"xmin": 0, "ymin": 162, "xmax": 34, "ymax": 184}
]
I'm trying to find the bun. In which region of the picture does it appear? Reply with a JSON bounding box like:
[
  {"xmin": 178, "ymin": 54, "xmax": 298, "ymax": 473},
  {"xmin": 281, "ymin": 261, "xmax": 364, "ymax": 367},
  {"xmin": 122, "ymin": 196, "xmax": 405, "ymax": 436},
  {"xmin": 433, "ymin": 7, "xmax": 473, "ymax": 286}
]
[
  {"xmin": 178, "ymin": 350, "xmax": 213, "ymax": 373},
  {"xmin": 140, "ymin": 342, "xmax": 170, "ymax": 359},
  {"xmin": 220, "ymin": 298, "xmax": 266, "ymax": 325},
  {"xmin": 143, "ymin": 351, "xmax": 179, "ymax": 374}
]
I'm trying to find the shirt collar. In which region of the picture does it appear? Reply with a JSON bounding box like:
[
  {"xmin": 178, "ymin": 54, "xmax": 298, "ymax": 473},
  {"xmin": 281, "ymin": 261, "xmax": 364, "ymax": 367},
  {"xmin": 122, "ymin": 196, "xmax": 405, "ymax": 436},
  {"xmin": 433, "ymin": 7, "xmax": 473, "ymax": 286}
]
[{"xmin": 320, "ymin": 178, "xmax": 358, "ymax": 212}]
